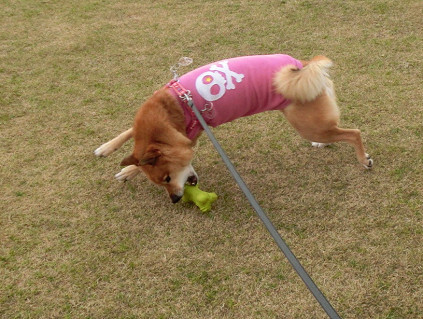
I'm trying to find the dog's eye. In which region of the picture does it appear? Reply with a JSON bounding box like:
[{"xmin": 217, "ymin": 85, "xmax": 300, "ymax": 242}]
[{"xmin": 164, "ymin": 176, "xmax": 171, "ymax": 183}]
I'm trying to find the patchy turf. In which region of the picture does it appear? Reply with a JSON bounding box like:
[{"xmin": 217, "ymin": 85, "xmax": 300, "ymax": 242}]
[{"xmin": 1, "ymin": 0, "xmax": 422, "ymax": 318}]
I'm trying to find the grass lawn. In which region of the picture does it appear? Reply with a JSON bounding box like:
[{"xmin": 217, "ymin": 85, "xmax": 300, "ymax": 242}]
[{"xmin": 1, "ymin": 0, "xmax": 422, "ymax": 318}]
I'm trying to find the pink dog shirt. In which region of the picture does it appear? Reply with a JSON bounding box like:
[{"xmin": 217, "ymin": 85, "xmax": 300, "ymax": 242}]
[{"xmin": 168, "ymin": 54, "xmax": 303, "ymax": 140}]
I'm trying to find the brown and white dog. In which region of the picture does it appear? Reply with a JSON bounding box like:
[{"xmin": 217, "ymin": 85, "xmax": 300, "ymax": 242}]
[{"xmin": 95, "ymin": 54, "xmax": 372, "ymax": 203}]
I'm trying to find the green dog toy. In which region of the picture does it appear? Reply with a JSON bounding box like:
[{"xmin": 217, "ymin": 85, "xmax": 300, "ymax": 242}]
[{"xmin": 182, "ymin": 184, "xmax": 218, "ymax": 213}]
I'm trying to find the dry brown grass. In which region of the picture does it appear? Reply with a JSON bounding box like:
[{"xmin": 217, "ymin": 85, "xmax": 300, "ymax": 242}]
[{"xmin": 1, "ymin": 0, "xmax": 422, "ymax": 318}]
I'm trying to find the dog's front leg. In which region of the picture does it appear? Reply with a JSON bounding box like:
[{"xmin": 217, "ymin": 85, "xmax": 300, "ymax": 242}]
[
  {"xmin": 311, "ymin": 142, "xmax": 331, "ymax": 148},
  {"xmin": 94, "ymin": 128, "xmax": 133, "ymax": 157},
  {"xmin": 115, "ymin": 164, "xmax": 140, "ymax": 182}
]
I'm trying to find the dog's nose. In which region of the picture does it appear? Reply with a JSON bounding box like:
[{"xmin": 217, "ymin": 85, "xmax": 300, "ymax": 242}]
[{"xmin": 170, "ymin": 194, "xmax": 182, "ymax": 204}]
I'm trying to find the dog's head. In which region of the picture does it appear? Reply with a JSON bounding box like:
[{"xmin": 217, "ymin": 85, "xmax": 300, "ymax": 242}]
[
  {"xmin": 121, "ymin": 88, "xmax": 198, "ymax": 203},
  {"xmin": 121, "ymin": 134, "xmax": 198, "ymax": 203}
]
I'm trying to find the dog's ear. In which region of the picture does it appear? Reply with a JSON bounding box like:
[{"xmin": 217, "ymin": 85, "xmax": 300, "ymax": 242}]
[
  {"xmin": 139, "ymin": 147, "xmax": 161, "ymax": 166},
  {"xmin": 120, "ymin": 154, "xmax": 139, "ymax": 167}
]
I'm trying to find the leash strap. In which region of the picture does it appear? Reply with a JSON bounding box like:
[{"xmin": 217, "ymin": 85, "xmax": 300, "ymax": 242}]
[{"xmin": 185, "ymin": 97, "xmax": 342, "ymax": 319}]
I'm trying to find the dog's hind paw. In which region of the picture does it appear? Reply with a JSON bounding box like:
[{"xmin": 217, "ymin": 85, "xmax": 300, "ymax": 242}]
[{"xmin": 363, "ymin": 154, "xmax": 374, "ymax": 169}]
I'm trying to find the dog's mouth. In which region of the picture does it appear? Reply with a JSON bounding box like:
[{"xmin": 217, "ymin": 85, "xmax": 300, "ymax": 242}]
[
  {"xmin": 186, "ymin": 174, "xmax": 198, "ymax": 186},
  {"xmin": 170, "ymin": 173, "xmax": 198, "ymax": 204}
]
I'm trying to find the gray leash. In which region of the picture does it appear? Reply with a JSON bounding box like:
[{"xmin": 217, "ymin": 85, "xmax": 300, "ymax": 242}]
[{"xmin": 187, "ymin": 98, "xmax": 342, "ymax": 319}]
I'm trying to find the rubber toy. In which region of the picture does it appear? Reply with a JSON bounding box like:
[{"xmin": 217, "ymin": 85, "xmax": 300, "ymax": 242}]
[{"xmin": 182, "ymin": 184, "xmax": 218, "ymax": 212}]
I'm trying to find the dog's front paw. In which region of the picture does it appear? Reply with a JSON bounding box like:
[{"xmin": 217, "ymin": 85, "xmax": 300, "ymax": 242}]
[
  {"xmin": 94, "ymin": 141, "xmax": 116, "ymax": 157},
  {"xmin": 115, "ymin": 165, "xmax": 140, "ymax": 181},
  {"xmin": 363, "ymin": 153, "xmax": 374, "ymax": 169},
  {"xmin": 311, "ymin": 142, "xmax": 331, "ymax": 148}
]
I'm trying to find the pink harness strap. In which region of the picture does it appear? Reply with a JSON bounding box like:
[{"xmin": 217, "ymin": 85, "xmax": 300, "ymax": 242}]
[{"xmin": 167, "ymin": 80, "xmax": 201, "ymax": 138}]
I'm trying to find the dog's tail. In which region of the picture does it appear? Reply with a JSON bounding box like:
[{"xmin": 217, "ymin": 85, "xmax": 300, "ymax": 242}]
[{"xmin": 273, "ymin": 56, "xmax": 333, "ymax": 104}]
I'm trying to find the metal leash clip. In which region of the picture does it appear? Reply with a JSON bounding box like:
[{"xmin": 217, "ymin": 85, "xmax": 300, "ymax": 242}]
[
  {"xmin": 180, "ymin": 90, "xmax": 192, "ymax": 102},
  {"xmin": 200, "ymin": 102, "xmax": 215, "ymax": 120}
]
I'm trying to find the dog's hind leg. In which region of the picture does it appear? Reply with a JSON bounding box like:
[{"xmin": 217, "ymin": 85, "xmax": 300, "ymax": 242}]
[
  {"xmin": 314, "ymin": 127, "xmax": 373, "ymax": 169},
  {"xmin": 282, "ymin": 93, "xmax": 372, "ymax": 169},
  {"xmin": 94, "ymin": 128, "xmax": 133, "ymax": 157}
]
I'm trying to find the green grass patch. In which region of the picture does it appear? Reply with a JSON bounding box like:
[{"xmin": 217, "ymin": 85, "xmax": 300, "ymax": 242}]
[{"xmin": 1, "ymin": 0, "xmax": 422, "ymax": 318}]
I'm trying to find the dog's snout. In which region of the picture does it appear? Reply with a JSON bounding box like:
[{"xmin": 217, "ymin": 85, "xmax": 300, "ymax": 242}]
[
  {"xmin": 187, "ymin": 174, "xmax": 198, "ymax": 186},
  {"xmin": 170, "ymin": 193, "xmax": 182, "ymax": 204}
]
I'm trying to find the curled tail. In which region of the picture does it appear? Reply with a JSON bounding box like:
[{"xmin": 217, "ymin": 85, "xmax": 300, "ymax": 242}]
[{"xmin": 273, "ymin": 56, "xmax": 333, "ymax": 103}]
